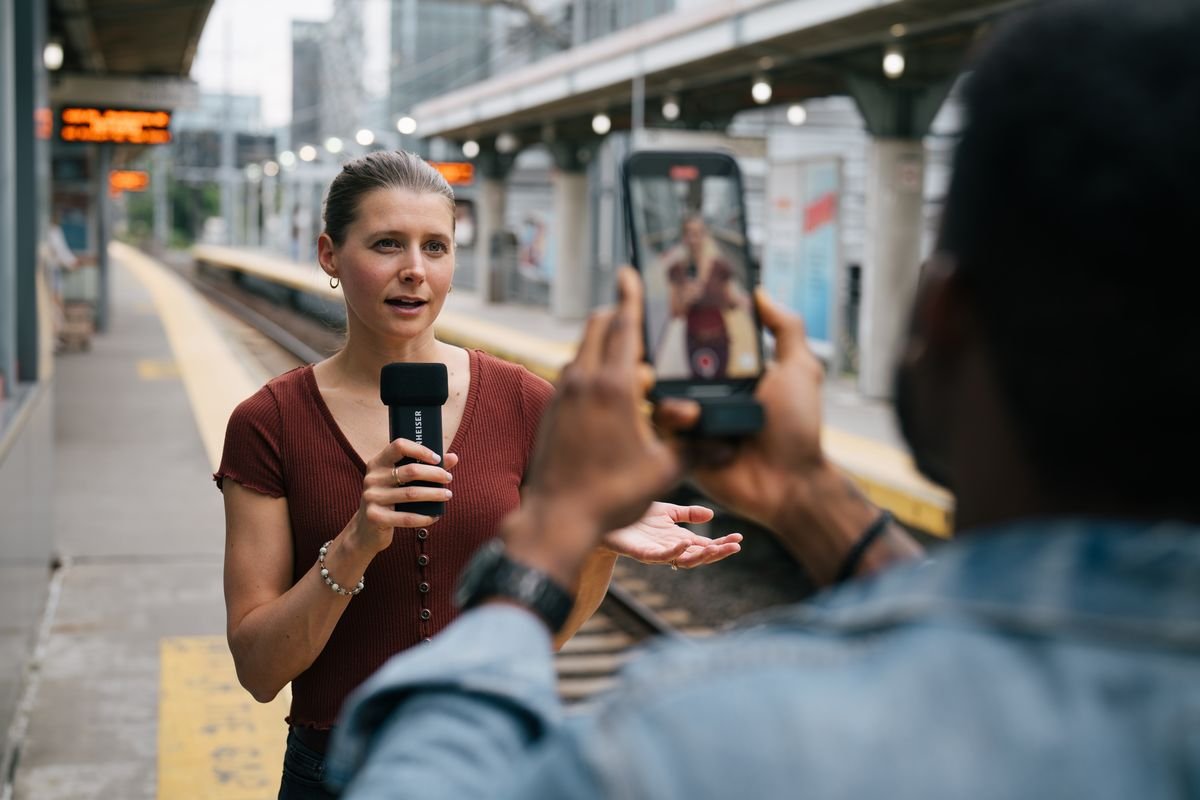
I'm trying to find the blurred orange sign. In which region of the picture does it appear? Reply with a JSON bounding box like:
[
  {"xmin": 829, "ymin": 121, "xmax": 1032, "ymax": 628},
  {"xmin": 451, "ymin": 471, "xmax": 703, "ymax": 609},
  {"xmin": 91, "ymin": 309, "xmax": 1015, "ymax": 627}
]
[
  {"xmin": 429, "ymin": 161, "xmax": 474, "ymax": 186},
  {"xmin": 35, "ymin": 108, "xmax": 53, "ymax": 140},
  {"xmin": 60, "ymin": 107, "xmax": 172, "ymax": 144},
  {"xmin": 110, "ymin": 170, "xmax": 150, "ymax": 194}
]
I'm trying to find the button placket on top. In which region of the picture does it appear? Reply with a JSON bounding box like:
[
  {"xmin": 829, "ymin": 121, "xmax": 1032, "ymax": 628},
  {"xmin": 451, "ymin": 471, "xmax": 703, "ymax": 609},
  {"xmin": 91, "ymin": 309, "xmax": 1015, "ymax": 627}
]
[{"xmin": 415, "ymin": 528, "xmax": 431, "ymax": 632}]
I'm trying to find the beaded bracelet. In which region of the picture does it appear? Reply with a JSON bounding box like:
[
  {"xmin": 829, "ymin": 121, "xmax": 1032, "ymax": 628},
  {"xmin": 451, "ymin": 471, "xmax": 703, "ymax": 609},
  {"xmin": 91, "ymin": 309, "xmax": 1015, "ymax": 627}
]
[{"xmin": 318, "ymin": 540, "xmax": 365, "ymax": 597}]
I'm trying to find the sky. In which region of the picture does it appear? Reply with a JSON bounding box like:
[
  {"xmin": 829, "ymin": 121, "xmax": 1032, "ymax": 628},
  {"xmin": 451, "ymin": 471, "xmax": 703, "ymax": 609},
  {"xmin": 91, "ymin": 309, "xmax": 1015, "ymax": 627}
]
[{"xmin": 189, "ymin": 0, "xmax": 389, "ymax": 129}]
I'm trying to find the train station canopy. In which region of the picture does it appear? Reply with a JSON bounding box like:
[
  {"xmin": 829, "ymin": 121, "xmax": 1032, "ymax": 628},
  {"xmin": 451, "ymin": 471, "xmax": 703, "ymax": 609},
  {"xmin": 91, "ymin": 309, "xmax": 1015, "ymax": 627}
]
[
  {"xmin": 413, "ymin": 0, "xmax": 1032, "ymax": 144},
  {"xmin": 48, "ymin": 0, "xmax": 214, "ymax": 108}
]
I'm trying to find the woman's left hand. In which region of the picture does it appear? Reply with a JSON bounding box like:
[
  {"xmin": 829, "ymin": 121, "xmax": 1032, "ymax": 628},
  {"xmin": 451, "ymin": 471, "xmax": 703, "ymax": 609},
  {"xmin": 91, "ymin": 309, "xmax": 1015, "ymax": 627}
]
[{"xmin": 599, "ymin": 501, "xmax": 743, "ymax": 569}]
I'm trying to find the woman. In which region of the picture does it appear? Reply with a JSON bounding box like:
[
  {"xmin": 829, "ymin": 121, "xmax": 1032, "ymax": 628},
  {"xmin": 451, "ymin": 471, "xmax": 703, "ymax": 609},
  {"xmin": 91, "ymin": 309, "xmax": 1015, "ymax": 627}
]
[
  {"xmin": 215, "ymin": 151, "xmax": 741, "ymax": 799},
  {"xmin": 656, "ymin": 214, "xmax": 755, "ymax": 380}
]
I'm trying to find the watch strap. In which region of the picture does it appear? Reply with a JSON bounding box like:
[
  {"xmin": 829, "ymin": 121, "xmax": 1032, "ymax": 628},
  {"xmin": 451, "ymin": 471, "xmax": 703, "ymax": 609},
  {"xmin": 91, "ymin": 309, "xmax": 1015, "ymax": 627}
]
[{"xmin": 457, "ymin": 541, "xmax": 575, "ymax": 634}]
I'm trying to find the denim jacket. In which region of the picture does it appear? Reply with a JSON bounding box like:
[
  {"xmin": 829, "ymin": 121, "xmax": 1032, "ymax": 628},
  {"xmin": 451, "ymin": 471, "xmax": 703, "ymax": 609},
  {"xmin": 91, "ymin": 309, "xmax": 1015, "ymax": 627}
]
[{"xmin": 329, "ymin": 519, "xmax": 1200, "ymax": 799}]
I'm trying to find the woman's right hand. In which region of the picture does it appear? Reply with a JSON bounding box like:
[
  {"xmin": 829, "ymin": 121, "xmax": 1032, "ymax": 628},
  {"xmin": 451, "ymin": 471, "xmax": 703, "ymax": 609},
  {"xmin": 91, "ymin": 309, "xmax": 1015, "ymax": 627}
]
[{"xmin": 350, "ymin": 438, "xmax": 458, "ymax": 555}]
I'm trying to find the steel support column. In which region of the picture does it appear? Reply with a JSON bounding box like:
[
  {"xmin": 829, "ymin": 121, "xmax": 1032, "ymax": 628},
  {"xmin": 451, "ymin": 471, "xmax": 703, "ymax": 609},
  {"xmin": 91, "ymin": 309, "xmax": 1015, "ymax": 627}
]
[
  {"xmin": 473, "ymin": 148, "xmax": 516, "ymax": 303},
  {"xmin": 848, "ymin": 76, "xmax": 953, "ymax": 398}
]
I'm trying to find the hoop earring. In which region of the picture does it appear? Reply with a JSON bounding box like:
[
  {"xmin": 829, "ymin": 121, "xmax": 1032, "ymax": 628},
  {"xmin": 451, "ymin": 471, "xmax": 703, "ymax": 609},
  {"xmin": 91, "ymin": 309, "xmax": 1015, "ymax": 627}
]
[{"xmin": 329, "ymin": 276, "xmax": 340, "ymax": 289}]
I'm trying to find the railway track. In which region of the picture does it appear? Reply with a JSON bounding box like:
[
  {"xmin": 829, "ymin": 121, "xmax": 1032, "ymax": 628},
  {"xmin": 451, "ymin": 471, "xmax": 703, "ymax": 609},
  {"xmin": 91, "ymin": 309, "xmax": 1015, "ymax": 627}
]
[{"xmin": 176, "ymin": 256, "xmax": 706, "ymax": 703}]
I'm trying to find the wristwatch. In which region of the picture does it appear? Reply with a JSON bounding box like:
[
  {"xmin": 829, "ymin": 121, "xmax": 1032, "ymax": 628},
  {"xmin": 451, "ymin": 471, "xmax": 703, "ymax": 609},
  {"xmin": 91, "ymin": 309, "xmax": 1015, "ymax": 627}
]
[{"xmin": 455, "ymin": 539, "xmax": 575, "ymax": 634}]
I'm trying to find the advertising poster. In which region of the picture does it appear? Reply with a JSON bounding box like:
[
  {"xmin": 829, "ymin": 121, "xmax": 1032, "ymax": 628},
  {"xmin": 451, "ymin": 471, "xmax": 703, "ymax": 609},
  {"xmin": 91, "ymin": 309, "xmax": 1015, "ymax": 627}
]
[{"xmin": 762, "ymin": 158, "xmax": 841, "ymax": 360}]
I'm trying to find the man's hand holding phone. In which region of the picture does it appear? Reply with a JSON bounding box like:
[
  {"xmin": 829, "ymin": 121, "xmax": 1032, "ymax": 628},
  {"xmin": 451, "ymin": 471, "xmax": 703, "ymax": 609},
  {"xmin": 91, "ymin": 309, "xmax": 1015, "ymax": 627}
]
[
  {"xmin": 655, "ymin": 289, "xmax": 923, "ymax": 585},
  {"xmin": 654, "ymin": 288, "xmax": 827, "ymax": 530}
]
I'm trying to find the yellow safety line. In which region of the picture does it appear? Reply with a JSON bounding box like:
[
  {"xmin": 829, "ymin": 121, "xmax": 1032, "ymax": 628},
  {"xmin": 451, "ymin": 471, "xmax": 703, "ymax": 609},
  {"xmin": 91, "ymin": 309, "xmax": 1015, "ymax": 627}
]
[
  {"xmin": 158, "ymin": 637, "xmax": 290, "ymax": 799},
  {"xmin": 113, "ymin": 244, "xmax": 290, "ymax": 797},
  {"xmin": 137, "ymin": 358, "xmax": 182, "ymax": 381},
  {"xmin": 114, "ymin": 242, "xmax": 258, "ymax": 470}
]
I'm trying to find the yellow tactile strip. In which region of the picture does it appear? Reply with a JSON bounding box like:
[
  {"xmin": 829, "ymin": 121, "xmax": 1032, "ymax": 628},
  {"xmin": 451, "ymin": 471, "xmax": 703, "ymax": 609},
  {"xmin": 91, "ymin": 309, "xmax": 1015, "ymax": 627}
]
[
  {"xmin": 114, "ymin": 243, "xmax": 288, "ymax": 796},
  {"xmin": 158, "ymin": 637, "xmax": 290, "ymax": 800},
  {"xmin": 115, "ymin": 241, "xmax": 259, "ymax": 470}
]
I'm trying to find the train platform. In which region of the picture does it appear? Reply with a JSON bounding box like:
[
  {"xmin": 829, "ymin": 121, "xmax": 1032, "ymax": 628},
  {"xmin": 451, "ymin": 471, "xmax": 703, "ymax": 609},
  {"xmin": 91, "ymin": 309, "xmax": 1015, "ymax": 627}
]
[
  {"xmin": 9, "ymin": 242, "xmax": 952, "ymax": 799},
  {"xmin": 11, "ymin": 242, "xmax": 288, "ymax": 799}
]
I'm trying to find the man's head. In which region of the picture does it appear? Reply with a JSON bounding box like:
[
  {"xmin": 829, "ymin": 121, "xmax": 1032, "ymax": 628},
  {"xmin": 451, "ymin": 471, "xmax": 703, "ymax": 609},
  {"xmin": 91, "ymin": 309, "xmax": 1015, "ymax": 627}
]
[{"xmin": 896, "ymin": 0, "xmax": 1200, "ymax": 519}]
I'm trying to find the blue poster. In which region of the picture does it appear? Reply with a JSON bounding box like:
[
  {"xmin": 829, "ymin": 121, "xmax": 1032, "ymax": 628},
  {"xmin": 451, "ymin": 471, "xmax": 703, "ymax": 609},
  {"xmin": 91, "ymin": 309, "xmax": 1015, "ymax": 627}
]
[{"xmin": 797, "ymin": 162, "xmax": 839, "ymax": 343}]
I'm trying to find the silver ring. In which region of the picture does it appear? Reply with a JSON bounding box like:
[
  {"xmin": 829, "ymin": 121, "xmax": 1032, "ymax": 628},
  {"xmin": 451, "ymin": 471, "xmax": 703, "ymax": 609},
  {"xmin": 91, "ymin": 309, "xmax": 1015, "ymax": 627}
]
[{"xmin": 670, "ymin": 560, "xmax": 679, "ymax": 571}]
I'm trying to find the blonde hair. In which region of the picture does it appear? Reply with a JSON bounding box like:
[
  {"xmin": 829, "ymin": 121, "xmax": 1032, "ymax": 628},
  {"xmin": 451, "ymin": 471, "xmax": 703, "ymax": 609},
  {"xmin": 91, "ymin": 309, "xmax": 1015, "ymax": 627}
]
[{"xmin": 322, "ymin": 150, "xmax": 455, "ymax": 245}]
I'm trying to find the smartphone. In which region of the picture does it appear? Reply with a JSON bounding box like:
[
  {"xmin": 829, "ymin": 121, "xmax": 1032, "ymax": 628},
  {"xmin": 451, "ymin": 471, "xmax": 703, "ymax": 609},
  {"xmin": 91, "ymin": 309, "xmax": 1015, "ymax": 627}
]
[{"xmin": 621, "ymin": 150, "xmax": 765, "ymax": 433}]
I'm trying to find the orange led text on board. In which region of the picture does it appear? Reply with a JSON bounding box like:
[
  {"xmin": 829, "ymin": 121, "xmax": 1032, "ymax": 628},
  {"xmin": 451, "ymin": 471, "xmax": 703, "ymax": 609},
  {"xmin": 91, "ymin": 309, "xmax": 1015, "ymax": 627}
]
[
  {"xmin": 428, "ymin": 161, "xmax": 474, "ymax": 186},
  {"xmin": 110, "ymin": 170, "xmax": 150, "ymax": 195},
  {"xmin": 60, "ymin": 107, "xmax": 172, "ymax": 145}
]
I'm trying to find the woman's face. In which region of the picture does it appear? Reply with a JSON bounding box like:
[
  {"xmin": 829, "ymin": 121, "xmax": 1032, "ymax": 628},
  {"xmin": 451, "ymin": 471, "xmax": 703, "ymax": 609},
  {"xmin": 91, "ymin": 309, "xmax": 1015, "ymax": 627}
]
[
  {"xmin": 321, "ymin": 187, "xmax": 455, "ymax": 344},
  {"xmin": 682, "ymin": 218, "xmax": 707, "ymax": 254}
]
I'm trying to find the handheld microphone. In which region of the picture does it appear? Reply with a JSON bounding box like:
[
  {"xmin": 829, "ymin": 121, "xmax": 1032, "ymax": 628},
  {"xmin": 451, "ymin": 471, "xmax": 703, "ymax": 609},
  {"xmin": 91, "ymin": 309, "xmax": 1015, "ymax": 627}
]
[{"xmin": 380, "ymin": 362, "xmax": 449, "ymax": 517}]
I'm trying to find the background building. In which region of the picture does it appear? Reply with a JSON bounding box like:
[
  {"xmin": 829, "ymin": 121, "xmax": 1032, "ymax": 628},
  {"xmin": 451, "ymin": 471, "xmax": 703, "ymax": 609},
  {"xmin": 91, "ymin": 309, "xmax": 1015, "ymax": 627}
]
[{"xmin": 290, "ymin": 19, "xmax": 324, "ymax": 152}]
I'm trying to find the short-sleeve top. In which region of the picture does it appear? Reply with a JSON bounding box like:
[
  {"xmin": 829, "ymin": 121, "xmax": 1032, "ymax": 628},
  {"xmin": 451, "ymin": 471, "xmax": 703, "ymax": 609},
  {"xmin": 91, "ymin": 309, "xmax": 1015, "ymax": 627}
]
[{"xmin": 215, "ymin": 348, "xmax": 553, "ymax": 730}]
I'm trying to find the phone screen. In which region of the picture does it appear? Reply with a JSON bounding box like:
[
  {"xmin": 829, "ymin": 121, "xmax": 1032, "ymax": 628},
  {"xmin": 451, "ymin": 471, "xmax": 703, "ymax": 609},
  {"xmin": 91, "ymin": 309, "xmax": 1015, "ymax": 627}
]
[{"xmin": 625, "ymin": 154, "xmax": 762, "ymax": 387}]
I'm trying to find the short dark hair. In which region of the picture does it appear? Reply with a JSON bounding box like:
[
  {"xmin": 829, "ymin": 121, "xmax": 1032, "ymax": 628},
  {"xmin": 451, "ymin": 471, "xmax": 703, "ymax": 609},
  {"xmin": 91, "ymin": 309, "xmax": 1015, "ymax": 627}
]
[
  {"xmin": 939, "ymin": 0, "xmax": 1199, "ymax": 506},
  {"xmin": 322, "ymin": 150, "xmax": 455, "ymax": 246}
]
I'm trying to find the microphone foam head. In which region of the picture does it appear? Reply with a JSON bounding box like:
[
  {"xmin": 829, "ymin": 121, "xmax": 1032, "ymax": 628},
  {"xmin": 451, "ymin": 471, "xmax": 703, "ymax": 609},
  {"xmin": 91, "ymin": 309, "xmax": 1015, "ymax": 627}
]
[{"xmin": 380, "ymin": 362, "xmax": 449, "ymax": 406}]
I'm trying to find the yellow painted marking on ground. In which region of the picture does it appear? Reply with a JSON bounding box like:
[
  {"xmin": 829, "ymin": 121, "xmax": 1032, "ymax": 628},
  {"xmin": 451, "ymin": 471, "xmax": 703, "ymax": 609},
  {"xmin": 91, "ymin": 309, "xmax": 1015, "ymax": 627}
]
[
  {"xmin": 137, "ymin": 358, "xmax": 181, "ymax": 381},
  {"xmin": 193, "ymin": 243, "xmax": 336, "ymax": 300},
  {"xmin": 434, "ymin": 308, "xmax": 574, "ymax": 383},
  {"xmin": 159, "ymin": 636, "xmax": 290, "ymax": 799},
  {"xmin": 113, "ymin": 242, "xmax": 259, "ymax": 470},
  {"xmin": 823, "ymin": 426, "xmax": 954, "ymax": 537}
]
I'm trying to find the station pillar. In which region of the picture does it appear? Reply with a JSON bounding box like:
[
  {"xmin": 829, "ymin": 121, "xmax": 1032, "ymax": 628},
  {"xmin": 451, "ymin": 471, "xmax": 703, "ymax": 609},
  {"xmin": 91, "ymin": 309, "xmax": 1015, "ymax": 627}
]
[
  {"xmin": 473, "ymin": 147, "xmax": 515, "ymax": 302},
  {"xmin": 847, "ymin": 75, "xmax": 953, "ymax": 399},
  {"xmin": 548, "ymin": 141, "xmax": 595, "ymax": 320},
  {"xmin": 152, "ymin": 147, "xmax": 170, "ymax": 255},
  {"xmin": 245, "ymin": 179, "xmax": 260, "ymax": 247},
  {"xmin": 281, "ymin": 176, "xmax": 296, "ymax": 259},
  {"xmin": 95, "ymin": 143, "xmax": 113, "ymax": 332}
]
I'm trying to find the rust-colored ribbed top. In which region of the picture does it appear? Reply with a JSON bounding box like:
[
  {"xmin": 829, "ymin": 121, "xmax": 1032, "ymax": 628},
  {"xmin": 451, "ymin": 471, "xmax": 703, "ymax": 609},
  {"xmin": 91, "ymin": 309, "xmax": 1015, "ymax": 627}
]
[{"xmin": 215, "ymin": 349, "xmax": 552, "ymax": 729}]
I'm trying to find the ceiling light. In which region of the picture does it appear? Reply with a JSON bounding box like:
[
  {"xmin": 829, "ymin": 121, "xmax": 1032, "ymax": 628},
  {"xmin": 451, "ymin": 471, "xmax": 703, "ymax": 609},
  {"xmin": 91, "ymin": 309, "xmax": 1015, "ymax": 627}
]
[
  {"xmin": 396, "ymin": 116, "xmax": 417, "ymax": 135},
  {"xmin": 298, "ymin": 145, "xmax": 317, "ymax": 162},
  {"xmin": 263, "ymin": 161, "xmax": 280, "ymax": 177},
  {"xmin": 661, "ymin": 95, "xmax": 680, "ymax": 122},
  {"xmin": 43, "ymin": 41, "xmax": 64, "ymax": 71},
  {"xmin": 786, "ymin": 103, "xmax": 807, "ymax": 126},
  {"xmin": 324, "ymin": 136, "xmax": 343, "ymax": 154},
  {"xmin": 355, "ymin": 128, "xmax": 375, "ymax": 147},
  {"xmin": 883, "ymin": 45, "xmax": 906, "ymax": 79},
  {"xmin": 279, "ymin": 150, "xmax": 296, "ymax": 167},
  {"xmin": 462, "ymin": 139, "xmax": 480, "ymax": 159},
  {"xmin": 495, "ymin": 132, "xmax": 519, "ymax": 153},
  {"xmin": 751, "ymin": 75, "xmax": 773, "ymax": 105},
  {"xmin": 591, "ymin": 112, "xmax": 612, "ymax": 136}
]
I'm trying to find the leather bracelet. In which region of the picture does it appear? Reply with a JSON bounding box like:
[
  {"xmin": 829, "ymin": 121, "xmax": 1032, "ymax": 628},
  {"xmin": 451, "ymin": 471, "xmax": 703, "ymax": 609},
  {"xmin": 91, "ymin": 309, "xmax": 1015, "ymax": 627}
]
[{"xmin": 833, "ymin": 510, "xmax": 893, "ymax": 584}]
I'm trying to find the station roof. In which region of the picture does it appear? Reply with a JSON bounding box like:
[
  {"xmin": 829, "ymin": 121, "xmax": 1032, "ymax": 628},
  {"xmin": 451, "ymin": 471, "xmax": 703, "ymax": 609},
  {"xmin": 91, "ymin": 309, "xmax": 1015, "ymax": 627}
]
[
  {"xmin": 50, "ymin": 0, "xmax": 215, "ymax": 76},
  {"xmin": 413, "ymin": 0, "xmax": 1033, "ymax": 145}
]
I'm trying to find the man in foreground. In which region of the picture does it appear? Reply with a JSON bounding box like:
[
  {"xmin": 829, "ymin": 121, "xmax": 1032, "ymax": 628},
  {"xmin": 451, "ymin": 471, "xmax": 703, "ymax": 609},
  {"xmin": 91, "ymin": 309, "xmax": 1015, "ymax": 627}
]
[{"xmin": 328, "ymin": 0, "xmax": 1200, "ymax": 796}]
